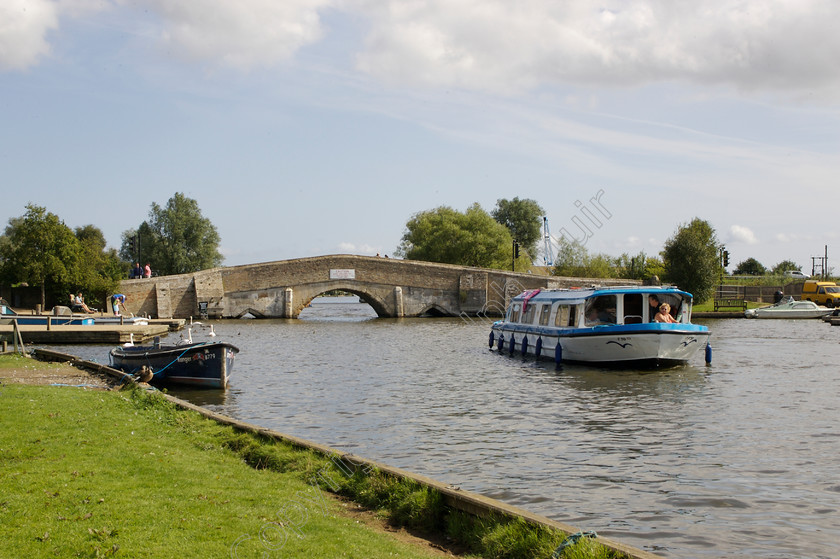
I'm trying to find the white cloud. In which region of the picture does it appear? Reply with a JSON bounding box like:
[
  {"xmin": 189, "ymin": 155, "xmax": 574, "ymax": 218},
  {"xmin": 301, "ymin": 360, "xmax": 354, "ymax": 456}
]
[
  {"xmin": 0, "ymin": 0, "xmax": 59, "ymax": 70},
  {"xmin": 729, "ymin": 225, "xmax": 759, "ymax": 244},
  {"xmin": 353, "ymin": 0, "xmax": 840, "ymax": 95},
  {"xmin": 142, "ymin": 0, "xmax": 332, "ymax": 69},
  {"xmin": 5, "ymin": 0, "xmax": 840, "ymax": 97}
]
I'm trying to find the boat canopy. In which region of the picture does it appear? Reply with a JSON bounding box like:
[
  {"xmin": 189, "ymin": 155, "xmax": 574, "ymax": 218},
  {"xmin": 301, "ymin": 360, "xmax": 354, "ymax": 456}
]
[{"xmin": 506, "ymin": 286, "xmax": 694, "ymax": 327}]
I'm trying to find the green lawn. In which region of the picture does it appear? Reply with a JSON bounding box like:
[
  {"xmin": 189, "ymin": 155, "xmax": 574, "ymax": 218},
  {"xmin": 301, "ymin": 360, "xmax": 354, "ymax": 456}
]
[
  {"xmin": 0, "ymin": 358, "xmax": 623, "ymax": 559},
  {"xmin": 0, "ymin": 383, "xmax": 452, "ymax": 558}
]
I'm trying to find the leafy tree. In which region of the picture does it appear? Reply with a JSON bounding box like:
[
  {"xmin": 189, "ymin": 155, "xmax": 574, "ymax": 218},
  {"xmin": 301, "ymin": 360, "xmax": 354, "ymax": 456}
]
[
  {"xmin": 614, "ymin": 251, "xmax": 655, "ymax": 280},
  {"xmin": 661, "ymin": 218, "xmax": 720, "ymax": 302},
  {"xmin": 74, "ymin": 225, "xmax": 123, "ymax": 308},
  {"xmin": 553, "ymin": 237, "xmax": 594, "ymax": 277},
  {"xmin": 123, "ymin": 193, "xmax": 223, "ymax": 276},
  {"xmin": 552, "ymin": 240, "xmax": 660, "ymax": 280},
  {"xmin": 0, "ymin": 204, "xmax": 80, "ymax": 309},
  {"xmin": 733, "ymin": 257, "xmax": 767, "ymax": 276},
  {"xmin": 552, "ymin": 238, "xmax": 616, "ymax": 278},
  {"xmin": 491, "ymin": 198, "xmax": 545, "ymax": 261},
  {"xmin": 397, "ymin": 203, "xmax": 524, "ymax": 270},
  {"xmin": 119, "ymin": 227, "xmax": 139, "ymax": 265},
  {"xmin": 771, "ymin": 260, "xmax": 801, "ymax": 275},
  {"xmin": 643, "ymin": 255, "xmax": 665, "ymax": 281}
]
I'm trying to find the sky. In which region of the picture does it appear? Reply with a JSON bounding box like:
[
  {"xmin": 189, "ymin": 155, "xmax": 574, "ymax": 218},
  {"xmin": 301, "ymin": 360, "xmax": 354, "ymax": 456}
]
[{"xmin": 2, "ymin": 0, "xmax": 840, "ymax": 275}]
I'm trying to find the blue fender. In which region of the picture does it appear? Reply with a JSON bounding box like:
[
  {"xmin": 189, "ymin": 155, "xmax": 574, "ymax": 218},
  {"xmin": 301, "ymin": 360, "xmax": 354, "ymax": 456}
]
[
  {"xmin": 554, "ymin": 341, "xmax": 563, "ymax": 364},
  {"xmin": 535, "ymin": 337, "xmax": 543, "ymax": 358}
]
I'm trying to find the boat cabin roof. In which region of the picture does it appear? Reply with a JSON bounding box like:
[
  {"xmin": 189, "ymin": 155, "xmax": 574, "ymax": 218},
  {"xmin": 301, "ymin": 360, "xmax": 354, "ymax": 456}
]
[{"xmin": 511, "ymin": 285, "xmax": 693, "ymax": 302}]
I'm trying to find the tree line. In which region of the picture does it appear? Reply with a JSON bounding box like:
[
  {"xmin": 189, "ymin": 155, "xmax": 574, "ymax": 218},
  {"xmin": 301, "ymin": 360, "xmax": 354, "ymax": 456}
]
[
  {"xmin": 397, "ymin": 201, "xmax": 802, "ymax": 303},
  {"xmin": 1, "ymin": 192, "xmax": 805, "ymax": 311},
  {"xmin": 0, "ymin": 193, "xmax": 221, "ymax": 310}
]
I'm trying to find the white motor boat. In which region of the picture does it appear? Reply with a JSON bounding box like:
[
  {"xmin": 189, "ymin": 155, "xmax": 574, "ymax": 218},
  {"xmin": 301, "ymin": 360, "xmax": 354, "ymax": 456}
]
[
  {"xmin": 744, "ymin": 297, "xmax": 833, "ymax": 319},
  {"xmin": 489, "ymin": 285, "xmax": 711, "ymax": 367}
]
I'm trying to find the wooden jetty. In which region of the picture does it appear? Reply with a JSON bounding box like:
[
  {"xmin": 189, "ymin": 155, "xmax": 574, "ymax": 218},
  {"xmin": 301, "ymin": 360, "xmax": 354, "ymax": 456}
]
[{"xmin": 0, "ymin": 318, "xmax": 184, "ymax": 344}]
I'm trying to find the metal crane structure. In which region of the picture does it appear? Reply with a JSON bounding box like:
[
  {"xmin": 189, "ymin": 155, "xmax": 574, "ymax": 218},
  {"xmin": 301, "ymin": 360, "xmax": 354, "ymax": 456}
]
[{"xmin": 542, "ymin": 217, "xmax": 556, "ymax": 266}]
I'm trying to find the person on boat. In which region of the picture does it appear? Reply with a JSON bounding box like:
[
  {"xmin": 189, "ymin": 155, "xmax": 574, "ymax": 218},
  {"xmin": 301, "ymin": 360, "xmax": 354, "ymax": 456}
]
[
  {"xmin": 111, "ymin": 293, "xmax": 127, "ymax": 316},
  {"xmin": 654, "ymin": 303, "xmax": 677, "ymax": 323},
  {"xmin": 648, "ymin": 295, "xmax": 661, "ymax": 321}
]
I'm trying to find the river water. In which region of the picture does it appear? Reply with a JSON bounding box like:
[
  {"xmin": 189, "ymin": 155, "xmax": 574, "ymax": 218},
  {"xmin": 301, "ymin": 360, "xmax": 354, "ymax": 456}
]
[{"xmin": 51, "ymin": 297, "xmax": 839, "ymax": 558}]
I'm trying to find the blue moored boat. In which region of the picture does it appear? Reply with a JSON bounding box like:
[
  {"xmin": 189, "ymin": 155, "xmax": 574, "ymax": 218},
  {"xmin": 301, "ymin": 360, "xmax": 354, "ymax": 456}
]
[
  {"xmin": 109, "ymin": 340, "xmax": 239, "ymax": 388},
  {"xmin": 490, "ymin": 285, "xmax": 710, "ymax": 367}
]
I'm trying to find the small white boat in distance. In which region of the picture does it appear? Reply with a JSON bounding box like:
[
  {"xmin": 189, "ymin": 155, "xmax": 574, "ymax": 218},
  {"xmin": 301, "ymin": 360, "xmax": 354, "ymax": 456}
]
[
  {"xmin": 490, "ymin": 285, "xmax": 711, "ymax": 367},
  {"xmin": 744, "ymin": 297, "xmax": 833, "ymax": 319}
]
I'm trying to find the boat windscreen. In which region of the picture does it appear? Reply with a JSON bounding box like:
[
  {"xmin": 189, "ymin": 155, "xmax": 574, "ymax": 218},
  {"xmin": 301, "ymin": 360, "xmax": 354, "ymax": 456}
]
[
  {"xmin": 646, "ymin": 292, "xmax": 686, "ymax": 322},
  {"xmin": 584, "ymin": 295, "xmax": 617, "ymax": 326},
  {"xmin": 508, "ymin": 303, "xmax": 521, "ymax": 322}
]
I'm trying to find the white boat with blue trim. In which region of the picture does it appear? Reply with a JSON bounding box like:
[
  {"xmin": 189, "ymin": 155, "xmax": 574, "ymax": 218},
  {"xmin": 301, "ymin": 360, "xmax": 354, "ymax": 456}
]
[{"xmin": 489, "ymin": 285, "xmax": 711, "ymax": 367}]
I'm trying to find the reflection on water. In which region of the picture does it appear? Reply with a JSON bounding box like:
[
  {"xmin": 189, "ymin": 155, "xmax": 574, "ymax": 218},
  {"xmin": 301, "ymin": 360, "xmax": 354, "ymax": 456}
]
[{"xmin": 40, "ymin": 298, "xmax": 840, "ymax": 558}]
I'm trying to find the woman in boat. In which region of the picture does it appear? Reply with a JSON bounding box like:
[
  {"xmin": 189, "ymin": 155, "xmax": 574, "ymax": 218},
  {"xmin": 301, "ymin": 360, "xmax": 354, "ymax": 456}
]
[{"xmin": 654, "ymin": 303, "xmax": 677, "ymax": 323}]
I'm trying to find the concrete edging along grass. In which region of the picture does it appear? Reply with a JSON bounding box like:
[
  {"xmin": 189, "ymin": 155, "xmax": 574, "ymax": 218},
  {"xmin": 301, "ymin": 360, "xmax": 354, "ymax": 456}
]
[{"xmin": 31, "ymin": 348, "xmax": 663, "ymax": 559}]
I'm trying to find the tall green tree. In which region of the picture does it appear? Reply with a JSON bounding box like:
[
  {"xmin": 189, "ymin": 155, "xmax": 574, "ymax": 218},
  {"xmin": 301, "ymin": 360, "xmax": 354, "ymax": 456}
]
[
  {"xmin": 661, "ymin": 218, "xmax": 721, "ymax": 302},
  {"xmin": 552, "ymin": 237, "xmax": 628, "ymax": 278},
  {"xmin": 614, "ymin": 251, "xmax": 655, "ymax": 280},
  {"xmin": 553, "ymin": 237, "xmax": 593, "ymax": 277},
  {"xmin": 74, "ymin": 225, "xmax": 124, "ymax": 307},
  {"xmin": 491, "ymin": 198, "xmax": 545, "ymax": 261},
  {"xmin": 771, "ymin": 260, "xmax": 801, "ymax": 274},
  {"xmin": 0, "ymin": 204, "xmax": 81, "ymax": 309},
  {"xmin": 123, "ymin": 193, "xmax": 223, "ymax": 276},
  {"xmin": 397, "ymin": 203, "xmax": 525, "ymax": 270},
  {"xmin": 553, "ymin": 241, "xmax": 663, "ymax": 280},
  {"xmin": 733, "ymin": 257, "xmax": 767, "ymax": 276}
]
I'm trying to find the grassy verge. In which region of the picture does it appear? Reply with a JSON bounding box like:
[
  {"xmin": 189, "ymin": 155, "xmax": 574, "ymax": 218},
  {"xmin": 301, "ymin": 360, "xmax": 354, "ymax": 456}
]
[
  {"xmin": 0, "ymin": 353, "xmax": 63, "ymax": 371},
  {"xmin": 0, "ymin": 370, "xmax": 624, "ymax": 558}
]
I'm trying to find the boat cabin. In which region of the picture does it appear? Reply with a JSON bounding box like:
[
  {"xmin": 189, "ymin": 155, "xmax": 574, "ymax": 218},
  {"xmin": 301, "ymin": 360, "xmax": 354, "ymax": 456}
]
[{"xmin": 504, "ymin": 288, "xmax": 691, "ymax": 329}]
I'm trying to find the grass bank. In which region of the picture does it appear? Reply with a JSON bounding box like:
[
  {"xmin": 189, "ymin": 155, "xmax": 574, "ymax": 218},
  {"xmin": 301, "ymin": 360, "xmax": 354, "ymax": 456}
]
[{"xmin": 0, "ymin": 359, "xmax": 627, "ymax": 558}]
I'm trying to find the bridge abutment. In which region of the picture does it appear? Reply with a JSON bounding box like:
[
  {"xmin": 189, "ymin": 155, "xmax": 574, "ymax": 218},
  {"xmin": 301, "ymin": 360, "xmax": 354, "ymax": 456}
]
[
  {"xmin": 394, "ymin": 286, "xmax": 404, "ymax": 318},
  {"xmin": 284, "ymin": 288, "xmax": 293, "ymax": 319}
]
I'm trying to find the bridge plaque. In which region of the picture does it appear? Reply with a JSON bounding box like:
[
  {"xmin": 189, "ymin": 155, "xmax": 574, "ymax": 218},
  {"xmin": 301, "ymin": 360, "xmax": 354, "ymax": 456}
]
[{"xmin": 330, "ymin": 269, "xmax": 356, "ymax": 280}]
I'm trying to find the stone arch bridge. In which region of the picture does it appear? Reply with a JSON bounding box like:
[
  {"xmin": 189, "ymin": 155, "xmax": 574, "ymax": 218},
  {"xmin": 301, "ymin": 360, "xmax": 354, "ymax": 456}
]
[{"xmin": 118, "ymin": 255, "xmax": 633, "ymax": 320}]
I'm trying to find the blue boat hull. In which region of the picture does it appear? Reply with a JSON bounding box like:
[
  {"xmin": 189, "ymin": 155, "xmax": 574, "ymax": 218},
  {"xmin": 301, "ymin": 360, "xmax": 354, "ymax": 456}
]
[
  {"xmin": 109, "ymin": 341, "xmax": 239, "ymax": 388},
  {"xmin": 1, "ymin": 316, "xmax": 95, "ymax": 326}
]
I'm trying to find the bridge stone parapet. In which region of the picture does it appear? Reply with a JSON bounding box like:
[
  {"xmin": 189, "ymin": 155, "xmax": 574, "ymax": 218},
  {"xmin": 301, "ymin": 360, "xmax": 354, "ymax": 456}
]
[{"xmin": 118, "ymin": 255, "xmax": 637, "ymax": 320}]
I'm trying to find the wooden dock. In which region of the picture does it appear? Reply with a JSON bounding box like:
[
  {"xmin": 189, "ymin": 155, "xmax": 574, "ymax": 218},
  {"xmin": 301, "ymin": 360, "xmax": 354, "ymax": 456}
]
[{"xmin": 0, "ymin": 318, "xmax": 184, "ymax": 344}]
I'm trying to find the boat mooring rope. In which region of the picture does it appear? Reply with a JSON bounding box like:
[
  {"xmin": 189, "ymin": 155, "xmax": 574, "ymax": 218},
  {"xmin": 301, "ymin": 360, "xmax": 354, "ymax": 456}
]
[
  {"xmin": 148, "ymin": 343, "xmax": 210, "ymax": 378},
  {"xmin": 551, "ymin": 531, "xmax": 598, "ymax": 558},
  {"xmin": 114, "ymin": 342, "xmax": 211, "ymax": 379}
]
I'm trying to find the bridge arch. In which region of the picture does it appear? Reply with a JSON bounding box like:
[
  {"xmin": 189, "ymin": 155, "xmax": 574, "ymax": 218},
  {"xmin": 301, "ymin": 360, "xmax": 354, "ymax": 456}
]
[
  {"xmin": 296, "ymin": 285, "xmax": 390, "ymax": 318},
  {"xmin": 417, "ymin": 303, "xmax": 455, "ymax": 317},
  {"xmin": 234, "ymin": 307, "xmax": 266, "ymax": 319}
]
